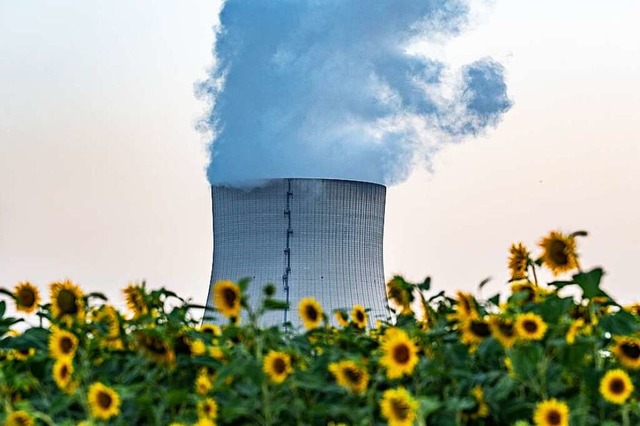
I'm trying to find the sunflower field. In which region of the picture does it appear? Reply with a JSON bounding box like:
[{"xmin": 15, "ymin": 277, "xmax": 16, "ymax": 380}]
[{"xmin": 1, "ymin": 230, "xmax": 640, "ymax": 425}]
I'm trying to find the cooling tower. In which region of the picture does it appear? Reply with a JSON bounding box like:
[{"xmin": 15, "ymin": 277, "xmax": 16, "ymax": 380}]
[{"xmin": 205, "ymin": 178, "xmax": 388, "ymax": 327}]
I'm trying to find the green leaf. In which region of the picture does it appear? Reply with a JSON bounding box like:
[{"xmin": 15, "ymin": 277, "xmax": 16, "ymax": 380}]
[
  {"xmin": 539, "ymin": 296, "xmax": 574, "ymax": 324},
  {"xmin": 0, "ymin": 300, "xmax": 5, "ymax": 317},
  {"xmin": 86, "ymin": 292, "xmax": 108, "ymax": 301},
  {"xmin": 445, "ymin": 397, "xmax": 475, "ymax": 411},
  {"xmin": 237, "ymin": 277, "xmax": 252, "ymax": 293},
  {"xmin": 419, "ymin": 396, "xmax": 442, "ymax": 416},
  {"xmin": 600, "ymin": 311, "xmax": 640, "ymax": 335},
  {"xmin": 488, "ymin": 293, "xmax": 500, "ymax": 307},
  {"xmin": 490, "ymin": 375, "xmax": 516, "ymax": 401},
  {"xmin": 418, "ymin": 277, "xmax": 431, "ymax": 291},
  {"xmin": 573, "ymin": 268, "xmax": 604, "ymax": 299},
  {"xmin": 263, "ymin": 299, "xmax": 289, "ymax": 311}
]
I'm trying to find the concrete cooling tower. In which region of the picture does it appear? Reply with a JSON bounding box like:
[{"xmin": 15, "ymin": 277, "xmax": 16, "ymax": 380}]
[{"xmin": 205, "ymin": 178, "xmax": 388, "ymax": 327}]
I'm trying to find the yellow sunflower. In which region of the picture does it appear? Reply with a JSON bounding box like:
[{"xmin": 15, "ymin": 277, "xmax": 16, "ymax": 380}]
[
  {"xmin": 460, "ymin": 317, "xmax": 492, "ymax": 346},
  {"xmin": 599, "ymin": 369, "xmax": 634, "ymax": 405},
  {"xmin": 123, "ymin": 284, "xmax": 148, "ymax": 318},
  {"xmin": 351, "ymin": 305, "xmax": 368, "ymax": 329},
  {"xmin": 328, "ymin": 360, "xmax": 369, "ymax": 394},
  {"xmin": 510, "ymin": 279, "xmax": 538, "ymax": 304},
  {"xmin": 533, "ymin": 398, "xmax": 569, "ymax": 426},
  {"xmin": 190, "ymin": 339, "xmax": 207, "ymax": 357},
  {"xmin": 263, "ymin": 350, "xmax": 293, "ymax": 384},
  {"xmin": 92, "ymin": 305, "xmax": 120, "ymax": 339},
  {"xmin": 12, "ymin": 346, "xmax": 35, "ymax": 361},
  {"xmin": 88, "ymin": 382, "xmax": 121, "ymax": 420},
  {"xmin": 4, "ymin": 411, "xmax": 35, "ymax": 426},
  {"xmin": 538, "ymin": 231, "xmax": 579, "ymax": 276},
  {"xmin": 488, "ymin": 316, "xmax": 518, "ymax": 348},
  {"xmin": 195, "ymin": 370, "xmax": 213, "ymax": 396},
  {"xmin": 48, "ymin": 327, "xmax": 79, "ymax": 360},
  {"xmin": 386, "ymin": 278, "xmax": 412, "ymax": 315},
  {"xmin": 565, "ymin": 318, "xmax": 585, "ymax": 345},
  {"xmin": 625, "ymin": 303, "xmax": 640, "ymax": 316},
  {"xmin": 515, "ymin": 312, "xmax": 547, "ymax": 341},
  {"xmin": 448, "ymin": 291, "xmax": 478, "ymax": 323},
  {"xmin": 462, "ymin": 386, "xmax": 490, "ymax": 420},
  {"xmin": 212, "ymin": 280, "xmax": 241, "ymax": 319},
  {"xmin": 379, "ymin": 328, "xmax": 419, "ymax": 379},
  {"xmin": 298, "ymin": 297, "xmax": 324, "ymax": 330},
  {"xmin": 508, "ymin": 243, "xmax": 530, "ymax": 280},
  {"xmin": 52, "ymin": 358, "xmax": 73, "ymax": 390},
  {"xmin": 199, "ymin": 324, "xmax": 222, "ymax": 337},
  {"xmin": 379, "ymin": 387, "xmax": 418, "ymax": 426},
  {"xmin": 135, "ymin": 332, "xmax": 176, "ymax": 366},
  {"xmin": 197, "ymin": 397, "xmax": 218, "ymax": 420},
  {"xmin": 334, "ymin": 310, "xmax": 349, "ymax": 327},
  {"xmin": 611, "ymin": 336, "xmax": 640, "ymax": 369},
  {"xmin": 13, "ymin": 281, "xmax": 40, "ymax": 314},
  {"xmin": 193, "ymin": 419, "xmax": 215, "ymax": 426},
  {"xmin": 50, "ymin": 280, "xmax": 85, "ymax": 323}
]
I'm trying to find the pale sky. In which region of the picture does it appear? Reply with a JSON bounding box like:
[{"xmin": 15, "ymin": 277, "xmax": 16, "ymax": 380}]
[{"xmin": 1, "ymin": 1, "xmax": 638, "ymax": 317}]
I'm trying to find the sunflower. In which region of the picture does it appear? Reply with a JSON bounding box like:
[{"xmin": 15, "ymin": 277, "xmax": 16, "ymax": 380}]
[
  {"xmin": 12, "ymin": 346, "xmax": 35, "ymax": 361},
  {"xmin": 199, "ymin": 324, "xmax": 222, "ymax": 337},
  {"xmin": 191, "ymin": 339, "xmax": 207, "ymax": 357},
  {"xmin": 52, "ymin": 358, "xmax": 73, "ymax": 390},
  {"xmin": 48, "ymin": 327, "xmax": 79, "ymax": 360},
  {"xmin": 488, "ymin": 316, "xmax": 517, "ymax": 348},
  {"xmin": 298, "ymin": 297, "xmax": 324, "ymax": 330},
  {"xmin": 379, "ymin": 328, "xmax": 419, "ymax": 379},
  {"xmin": 212, "ymin": 280, "xmax": 241, "ymax": 319},
  {"xmin": 448, "ymin": 291, "xmax": 478, "ymax": 323},
  {"xmin": 88, "ymin": 382, "xmax": 121, "ymax": 420},
  {"xmin": 92, "ymin": 305, "xmax": 120, "ymax": 339},
  {"xmin": 263, "ymin": 350, "xmax": 293, "ymax": 384},
  {"xmin": 460, "ymin": 317, "xmax": 492, "ymax": 346},
  {"xmin": 136, "ymin": 332, "xmax": 176, "ymax": 366},
  {"xmin": 386, "ymin": 278, "xmax": 412, "ymax": 315},
  {"xmin": 328, "ymin": 360, "xmax": 369, "ymax": 394},
  {"xmin": 625, "ymin": 303, "xmax": 640, "ymax": 316},
  {"xmin": 123, "ymin": 284, "xmax": 148, "ymax": 318},
  {"xmin": 510, "ymin": 279, "xmax": 538, "ymax": 304},
  {"xmin": 508, "ymin": 243, "xmax": 530, "ymax": 280},
  {"xmin": 197, "ymin": 397, "xmax": 218, "ymax": 420},
  {"xmin": 533, "ymin": 398, "xmax": 569, "ymax": 426},
  {"xmin": 538, "ymin": 231, "xmax": 579, "ymax": 276},
  {"xmin": 13, "ymin": 281, "xmax": 40, "ymax": 314},
  {"xmin": 611, "ymin": 336, "xmax": 640, "ymax": 369},
  {"xmin": 351, "ymin": 305, "xmax": 368, "ymax": 329},
  {"xmin": 515, "ymin": 312, "xmax": 547, "ymax": 341},
  {"xmin": 334, "ymin": 310, "xmax": 349, "ymax": 327},
  {"xmin": 193, "ymin": 419, "xmax": 216, "ymax": 426},
  {"xmin": 565, "ymin": 318, "xmax": 585, "ymax": 345},
  {"xmin": 195, "ymin": 370, "xmax": 213, "ymax": 395},
  {"xmin": 463, "ymin": 386, "xmax": 490, "ymax": 420},
  {"xmin": 599, "ymin": 369, "xmax": 634, "ymax": 404},
  {"xmin": 379, "ymin": 387, "xmax": 418, "ymax": 426},
  {"xmin": 50, "ymin": 280, "xmax": 85, "ymax": 322},
  {"xmin": 4, "ymin": 411, "xmax": 35, "ymax": 426}
]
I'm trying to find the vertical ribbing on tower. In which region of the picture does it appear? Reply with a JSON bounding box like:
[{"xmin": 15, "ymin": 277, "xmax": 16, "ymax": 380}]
[{"xmin": 282, "ymin": 179, "xmax": 293, "ymax": 325}]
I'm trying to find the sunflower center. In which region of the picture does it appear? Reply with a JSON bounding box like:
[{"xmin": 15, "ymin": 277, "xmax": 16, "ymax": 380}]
[
  {"xmin": 344, "ymin": 367, "xmax": 362, "ymax": 384},
  {"xmin": 305, "ymin": 305, "xmax": 318, "ymax": 322},
  {"xmin": 17, "ymin": 288, "xmax": 36, "ymax": 307},
  {"xmin": 355, "ymin": 310, "xmax": 365, "ymax": 323},
  {"xmin": 273, "ymin": 357, "xmax": 287, "ymax": 374},
  {"xmin": 17, "ymin": 348, "xmax": 31, "ymax": 356},
  {"xmin": 390, "ymin": 397, "xmax": 410, "ymax": 420},
  {"xmin": 12, "ymin": 414, "xmax": 30, "ymax": 426},
  {"xmin": 97, "ymin": 390, "xmax": 113, "ymax": 409},
  {"xmin": 609, "ymin": 378, "xmax": 626, "ymax": 395},
  {"xmin": 545, "ymin": 409, "xmax": 562, "ymax": 425},
  {"xmin": 470, "ymin": 320, "xmax": 491, "ymax": 337},
  {"xmin": 523, "ymin": 320, "xmax": 539, "ymax": 333},
  {"xmin": 498, "ymin": 321, "xmax": 515, "ymax": 337},
  {"xmin": 144, "ymin": 336, "xmax": 168, "ymax": 355},
  {"xmin": 393, "ymin": 343, "xmax": 410, "ymax": 364},
  {"xmin": 549, "ymin": 240, "xmax": 568, "ymax": 265},
  {"xmin": 60, "ymin": 336, "xmax": 74, "ymax": 354},
  {"xmin": 57, "ymin": 290, "xmax": 78, "ymax": 314},
  {"xmin": 60, "ymin": 364, "xmax": 70, "ymax": 379},
  {"xmin": 621, "ymin": 342, "xmax": 640, "ymax": 359},
  {"xmin": 222, "ymin": 288, "xmax": 238, "ymax": 308}
]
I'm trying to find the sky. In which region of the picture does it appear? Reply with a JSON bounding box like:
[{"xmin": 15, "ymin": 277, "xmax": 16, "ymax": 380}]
[{"xmin": 1, "ymin": 0, "xmax": 639, "ymax": 319}]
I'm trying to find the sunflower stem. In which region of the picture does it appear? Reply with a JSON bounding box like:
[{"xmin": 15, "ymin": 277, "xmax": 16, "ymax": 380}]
[
  {"xmin": 529, "ymin": 260, "xmax": 539, "ymax": 285},
  {"xmin": 622, "ymin": 404, "xmax": 630, "ymax": 426}
]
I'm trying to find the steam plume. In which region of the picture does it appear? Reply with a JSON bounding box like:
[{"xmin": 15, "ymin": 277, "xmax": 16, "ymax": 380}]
[{"xmin": 198, "ymin": 0, "xmax": 512, "ymax": 185}]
